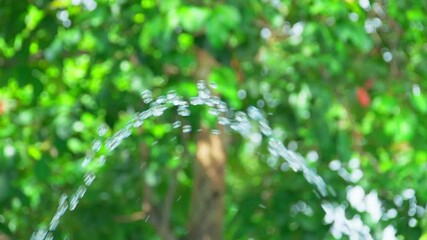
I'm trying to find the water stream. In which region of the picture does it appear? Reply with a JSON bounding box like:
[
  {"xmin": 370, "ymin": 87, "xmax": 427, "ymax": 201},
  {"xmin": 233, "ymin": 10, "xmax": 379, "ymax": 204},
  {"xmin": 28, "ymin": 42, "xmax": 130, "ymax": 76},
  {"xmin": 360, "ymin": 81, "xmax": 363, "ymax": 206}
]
[{"xmin": 31, "ymin": 81, "xmax": 371, "ymax": 240}]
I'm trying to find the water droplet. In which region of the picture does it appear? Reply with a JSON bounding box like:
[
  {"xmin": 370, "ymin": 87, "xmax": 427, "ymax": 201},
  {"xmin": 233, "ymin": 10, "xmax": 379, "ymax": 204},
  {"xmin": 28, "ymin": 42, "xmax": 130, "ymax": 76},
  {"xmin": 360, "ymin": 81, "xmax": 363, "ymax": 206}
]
[
  {"xmin": 307, "ymin": 152, "xmax": 319, "ymax": 164},
  {"xmin": 280, "ymin": 162, "xmax": 289, "ymax": 171},
  {"xmin": 232, "ymin": 112, "xmax": 252, "ymax": 136},
  {"xmin": 409, "ymin": 218, "xmax": 417, "ymax": 227},
  {"xmin": 267, "ymin": 139, "xmax": 280, "ymax": 157},
  {"xmin": 177, "ymin": 105, "xmax": 190, "ymax": 116},
  {"xmin": 288, "ymin": 141, "xmax": 298, "ymax": 151},
  {"xmin": 382, "ymin": 51, "xmax": 393, "ymax": 62},
  {"xmin": 156, "ymin": 95, "xmax": 167, "ymax": 104},
  {"xmin": 385, "ymin": 208, "xmax": 398, "ymax": 219},
  {"xmin": 138, "ymin": 110, "xmax": 152, "ymax": 120},
  {"xmin": 416, "ymin": 206, "xmax": 425, "ymax": 217},
  {"xmin": 59, "ymin": 194, "xmax": 68, "ymax": 206},
  {"xmin": 412, "ymin": 84, "xmax": 421, "ymax": 96},
  {"xmin": 45, "ymin": 232, "xmax": 54, "ymax": 240},
  {"xmin": 225, "ymin": 109, "xmax": 235, "ymax": 117},
  {"xmin": 250, "ymin": 132, "xmax": 262, "ymax": 145},
  {"xmin": 211, "ymin": 129, "xmax": 221, "ymax": 135},
  {"xmin": 211, "ymin": 96, "xmax": 221, "ymax": 105},
  {"xmin": 329, "ymin": 160, "xmax": 341, "ymax": 171},
  {"xmin": 267, "ymin": 156, "xmax": 278, "ymax": 167},
  {"xmin": 31, "ymin": 229, "xmax": 48, "ymax": 240},
  {"xmin": 402, "ymin": 188, "xmax": 415, "ymax": 200},
  {"xmin": 167, "ymin": 90, "xmax": 178, "ymax": 100},
  {"xmin": 238, "ymin": 89, "xmax": 247, "ymax": 99},
  {"xmin": 172, "ymin": 98, "xmax": 187, "ymax": 106},
  {"xmin": 84, "ymin": 172, "xmax": 96, "ymax": 186},
  {"xmin": 197, "ymin": 80, "xmax": 207, "ymax": 89},
  {"xmin": 217, "ymin": 101, "xmax": 228, "ymax": 112},
  {"xmin": 182, "ymin": 125, "xmax": 192, "ymax": 133},
  {"xmin": 133, "ymin": 114, "xmax": 144, "ymax": 128},
  {"xmin": 198, "ymin": 88, "xmax": 211, "ymax": 99},
  {"xmin": 230, "ymin": 122, "xmax": 241, "ymax": 132},
  {"xmin": 208, "ymin": 108, "xmax": 219, "ymax": 116},
  {"xmin": 408, "ymin": 207, "xmax": 417, "ymax": 217},
  {"xmin": 69, "ymin": 186, "xmax": 87, "ymax": 211},
  {"xmin": 260, "ymin": 121, "xmax": 272, "ymax": 136},
  {"xmin": 218, "ymin": 117, "xmax": 230, "ymax": 126},
  {"xmin": 120, "ymin": 126, "xmax": 132, "ymax": 138},
  {"xmin": 151, "ymin": 104, "xmax": 167, "ymax": 116},
  {"xmin": 49, "ymin": 215, "xmax": 60, "ymax": 231},
  {"xmin": 173, "ymin": 121, "xmax": 182, "ymax": 129},
  {"xmin": 4, "ymin": 144, "xmax": 15, "ymax": 157},
  {"xmin": 204, "ymin": 98, "xmax": 215, "ymax": 107},
  {"xmin": 91, "ymin": 139, "xmax": 102, "ymax": 152},
  {"xmin": 190, "ymin": 97, "xmax": 203, "ymax": 105},
  {"xmin": 235, "ymin": 111, "xmax": 249, "ymax": 122},
  {"xmin": 77, "ymin": 185, "xmax": 87, "ymax": 196},
  {"xmin": 57, "ymin": 202, "xmax": 68, "ymax": 216},
  {"xmin": 134, "ymin": 120, "xmax": 143, "ymax": 128},
  {"xmin": 260, "ymin": 27, "xmax": 272, "ymax": 39},
  {"xmin": 69, "ymin": 198, "xmax": 78, "ymax": 211},
  {"xmin": 97, "ymin": 123, "xmax": 109, "ymax": 137},
  {"xmin": 248, "ymin": 106, "xmax": 263, "ymax": 121},
  {"xmin": 140, "ymin": 90, "xmax": 153, "ymax": 104},
  {"xmin": 209, "ymin": 82, "xmax": 218, "ymax": 89},
  {"xmin": 31, "ymin": 228, "xmax": 48, "ymax": 240},
  {"xmin": 106, "ymin": 138, "xmax": 120, "ymax": 151},
  {"xmin": 98, "ymin": 155, "xmax": 106, "ymax": 166},
  {"xmin": 81, "ymin": 156, "xmax": 92, "ymax": 168}
]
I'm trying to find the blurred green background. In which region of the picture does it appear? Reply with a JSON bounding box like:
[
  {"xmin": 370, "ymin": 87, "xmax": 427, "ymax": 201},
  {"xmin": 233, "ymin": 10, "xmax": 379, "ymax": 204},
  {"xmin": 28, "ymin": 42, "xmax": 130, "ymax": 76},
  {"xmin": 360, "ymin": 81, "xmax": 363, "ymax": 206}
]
[{"xmin": 1, "ymin": 0, "xmax": 427, "ymax": 239}]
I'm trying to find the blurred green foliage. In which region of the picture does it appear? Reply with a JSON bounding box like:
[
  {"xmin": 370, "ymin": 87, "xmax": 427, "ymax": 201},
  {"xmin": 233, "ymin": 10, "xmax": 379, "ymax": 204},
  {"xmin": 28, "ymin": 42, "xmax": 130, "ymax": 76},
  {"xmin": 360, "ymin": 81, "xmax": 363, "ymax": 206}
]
[{"xmin": 1, "ymin": 0, "xmax": 427, "ymax": 239}]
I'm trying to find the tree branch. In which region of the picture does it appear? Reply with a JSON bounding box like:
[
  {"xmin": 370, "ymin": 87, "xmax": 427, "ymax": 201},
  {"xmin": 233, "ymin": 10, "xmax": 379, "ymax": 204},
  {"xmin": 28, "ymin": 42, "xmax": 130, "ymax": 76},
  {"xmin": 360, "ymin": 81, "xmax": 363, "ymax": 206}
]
[
  {"xmin": 140, "ymin": 142, "xmax": 177, "ymax": 240},
  {"xmin": 161, "ymin": 167, "xmax": 179, "ymax": 236}
]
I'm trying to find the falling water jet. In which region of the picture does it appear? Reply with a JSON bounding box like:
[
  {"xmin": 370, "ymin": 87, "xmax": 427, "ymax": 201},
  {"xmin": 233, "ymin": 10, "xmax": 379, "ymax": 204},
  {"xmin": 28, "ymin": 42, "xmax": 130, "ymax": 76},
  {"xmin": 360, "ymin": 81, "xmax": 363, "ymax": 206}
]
[{"xmin": 31, "ymin": 80, "xmax": 369, "ymax": 240}]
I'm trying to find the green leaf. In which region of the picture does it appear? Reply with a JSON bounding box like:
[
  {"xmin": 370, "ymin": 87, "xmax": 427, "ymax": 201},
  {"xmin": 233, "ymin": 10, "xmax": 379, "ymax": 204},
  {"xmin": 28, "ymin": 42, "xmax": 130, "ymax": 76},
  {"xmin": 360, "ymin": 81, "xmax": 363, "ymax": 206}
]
[
  {"xmin": 34, "ymin": 158, "xmax": 49, "ymax": 181},
  {"xmin": 138, "ymin": 17, "xmax": 163, "ymax": 51},
  {"xmin": 335, "ymin": 22, "xmax": 373, "ymax": 53},
  {"xmin": 67, "ymin": 138, "xmax": 84, "ymax": 153},
  {"xmin": 178, "ymin": 33, "xmax": 194, "ymax": 51},
  {"xmin": 205, "ymin": 5, "xmax": 241, "ymax": 48},
  {"xmin": 25, "ymin": 5, "xmax": 44, "ymax": 31},
  {"xmin": 411, "ymin": 94, "xmax": 427, "ymax": 113},
  {"xmin": 159, "ymin": 0, "xmax": 181, "ymax": 13},
  {"xmin": 28, "ymin": 145, "xmax": 41, "ymax": 160},
  {"xmin": 208, "ymin": 67, "xmax": 241, "ymax": 108},
  {"xmin": 177, "ymin": 6, "xmax": 210, "ymax": 33}
]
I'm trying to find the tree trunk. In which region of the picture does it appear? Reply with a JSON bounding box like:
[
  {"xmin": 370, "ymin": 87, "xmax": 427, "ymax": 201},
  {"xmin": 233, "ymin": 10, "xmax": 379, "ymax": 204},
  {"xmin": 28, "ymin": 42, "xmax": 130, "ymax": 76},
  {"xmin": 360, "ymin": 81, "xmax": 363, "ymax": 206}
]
[
  {"xmin": 188, "ymin": 126, "xmax": 226, "ymax": 240},
  {"xmin": 188, "ymin": 47, "xmax": 226, "ymax": 240}
]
